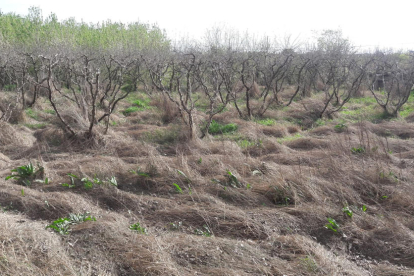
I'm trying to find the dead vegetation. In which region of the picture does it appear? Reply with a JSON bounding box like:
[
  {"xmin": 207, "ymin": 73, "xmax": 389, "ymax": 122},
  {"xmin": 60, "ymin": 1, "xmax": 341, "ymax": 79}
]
[{"xmin": 1, "ymin": 89, "xmax": 414, "ymax": 276}]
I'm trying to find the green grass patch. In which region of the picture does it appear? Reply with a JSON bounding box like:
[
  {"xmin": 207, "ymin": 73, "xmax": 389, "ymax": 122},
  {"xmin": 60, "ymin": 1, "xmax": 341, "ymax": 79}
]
[
  {"xmin": 25, "ymin": 108, "xmax": 39, "ymax": 120},
  {"xmin": 277, "ymin": 133, "xmax": 302, "ymax": 144},
  {"xmin": 143, "ymin": 127, "xmax": 181, "ymax": 145},
  {"xmin": 25, "ymin": 123, "xmax": 47, "ymax": 129},
  {"xmin": 237, "ymin": 139, "xmax": 263, "ymax": 149},
  {"xmin": 348, "ymin": 96, "xmax": 377, "ymax": 105},
  {"xmin": 256, "ymin": 118, "xmax": 276, "ymax": 126},
  {"xmin": 43, "ymin": 109, "xmax": 56, "ymax": 115},
  {"xmin": 123, "ymin": 95, "xmax": 151, "ymax": 116},
  {"xmin": 400, "ymin": 105, "xmax": 414, "ymax": 118},
  {"xmin": 208, "ymin": 120, "xmax": 238, "ymax": 135},
  {"xmin": 123, "ymin": 106, "xmax": 140, "ymax": 116}
]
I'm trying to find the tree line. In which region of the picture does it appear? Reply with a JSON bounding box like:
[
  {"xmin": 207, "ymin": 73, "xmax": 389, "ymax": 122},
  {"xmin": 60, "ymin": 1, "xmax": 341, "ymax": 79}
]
[{"xmin": 1, "ymin": 8, "xmax": 413, "ymax": 139}]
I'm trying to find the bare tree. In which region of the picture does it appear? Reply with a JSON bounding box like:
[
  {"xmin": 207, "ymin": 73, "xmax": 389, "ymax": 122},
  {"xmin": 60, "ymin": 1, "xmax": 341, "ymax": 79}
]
[{"xmin": 366, "ymin": 52, "xmax": 414, "ymax": 117}]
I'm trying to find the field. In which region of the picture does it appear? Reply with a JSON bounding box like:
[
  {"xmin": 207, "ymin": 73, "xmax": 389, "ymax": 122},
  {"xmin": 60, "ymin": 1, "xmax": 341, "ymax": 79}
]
[{"xmin": 1, "ymin": 87, "xmax": 414, "ymax": 276}]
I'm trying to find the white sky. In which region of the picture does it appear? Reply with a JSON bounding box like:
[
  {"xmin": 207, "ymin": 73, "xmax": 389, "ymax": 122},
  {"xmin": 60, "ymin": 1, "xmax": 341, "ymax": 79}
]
[{"xmin": 1, "ymin": 0, "xmax": 413, "ymax": 51}]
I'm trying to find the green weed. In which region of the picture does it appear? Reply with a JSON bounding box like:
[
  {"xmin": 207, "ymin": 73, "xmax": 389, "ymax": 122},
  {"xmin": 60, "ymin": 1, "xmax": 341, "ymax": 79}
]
[
  {"xmin": 173, "ymin": 183, "xmax": 183, "ymax": 194},
  {"xmin": 169, "ymin": 221, "xmax": 182, "ymax": 230},
  {"xmin": 342, "ymin": 206, "xmax": 353, "ymax": 218},
  {"xmin": 226, "ymin": 170, "xmax": 242, "ymax": 188},
  {"xmin": 362, "ymin": 205, "xmax": 367, "ymax": 212},
  {"xmin": 194, "ymin": 225, "xmax": 212, "ymax": 237},
  {"xmin": 129, "ymin": 223, "xmax": 147, "ymax": 234},
  {"xmin": 351, "ymin": 146, "xmax": 365, "ymax": 154},
  {"xmin": 46, "ymin": 212, "xmax": 96, "ymax": 235},
  {"xmin": 5, "ymin": 162, "xmax": 45, "ymax": 186},
  {"xmin": 324, "ymin": 218, "xmax": 339, "ymax": 232}
]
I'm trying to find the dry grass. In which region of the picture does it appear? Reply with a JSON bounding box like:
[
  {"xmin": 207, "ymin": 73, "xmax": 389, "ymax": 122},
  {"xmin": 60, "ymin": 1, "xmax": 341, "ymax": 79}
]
[{"xmin": 1, "ymin": 90, "xmax": 414, "ymax": 276}]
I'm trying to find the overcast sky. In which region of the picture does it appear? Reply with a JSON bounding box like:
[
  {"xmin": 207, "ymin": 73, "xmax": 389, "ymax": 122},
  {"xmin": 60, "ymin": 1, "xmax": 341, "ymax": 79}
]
[{"xmin": 1, "ymin": 0, "xmax": 413, "ymax": 51}]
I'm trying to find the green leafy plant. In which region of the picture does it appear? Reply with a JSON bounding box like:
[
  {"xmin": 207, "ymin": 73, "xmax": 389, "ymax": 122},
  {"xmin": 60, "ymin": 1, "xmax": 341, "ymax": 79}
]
[
  {"xmin": 173, "ymin": 183, "xmax": 182, "ymax": 194},
  {"xmin": 130, "ymin": 168, "xmax": 150, "ymax": 178},
  {"xmin": 93, "ymin": 176, "xmax": 103, "ymax": 185},
  {"xmin": 129, "ymin": 223, "xmax": 147, "ymax": 234},
  {"xmin": 46, "ymin": 212, "xmax": 96, "ymax": 235},
  {"xmin": 362, "ymin": 205, "xmax": 367, "ymax": 212},
  {"xmin": 342, "ymin": 206, "xmax": 353, "ymax": 218},
  {"xmin": 81, "ymin": 178, "xmax": 94, "ymax": 189},
  {"xmin": 194, "ymin": 225, "xmax": 212, "ymax": 237},
  {"xmin": 5, "ymin": 162, "xmax": 45, "ymax": 186},
  {"xmin": 324, "ymin": 218, "xmax": 339, "ymax": 232},
  {"xmin": 109, "ymin": 176, "xmax": 117, "ymax": 186}
]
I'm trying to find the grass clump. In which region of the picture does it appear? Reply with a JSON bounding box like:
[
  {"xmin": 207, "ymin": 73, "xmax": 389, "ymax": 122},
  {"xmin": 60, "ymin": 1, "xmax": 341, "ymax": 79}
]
[{"xmin": 208, "ymin": 120, "xmax": 238, "ymax": 135}]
